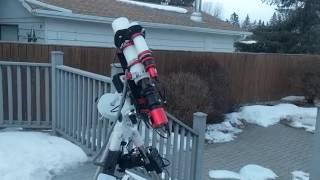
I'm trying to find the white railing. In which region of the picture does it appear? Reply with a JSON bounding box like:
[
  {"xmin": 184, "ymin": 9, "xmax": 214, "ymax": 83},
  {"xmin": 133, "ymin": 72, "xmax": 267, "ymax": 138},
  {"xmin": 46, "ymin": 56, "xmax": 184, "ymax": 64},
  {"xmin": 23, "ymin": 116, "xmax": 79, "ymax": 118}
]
[
  {"xmin": 0, "ymin": 60, "xmax": 51, "ymax": 128},
  {"xmin": 0, "ymin": 51, "xmax": 207, "ymax": 180}
]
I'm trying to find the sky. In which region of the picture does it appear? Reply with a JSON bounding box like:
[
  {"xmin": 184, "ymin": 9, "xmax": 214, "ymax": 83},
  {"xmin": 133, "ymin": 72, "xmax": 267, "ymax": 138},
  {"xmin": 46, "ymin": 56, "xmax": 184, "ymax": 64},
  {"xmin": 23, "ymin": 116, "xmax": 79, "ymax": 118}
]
[{"xmin": 202, "ymin": 0, "xmax": 276, "ymax": 23}]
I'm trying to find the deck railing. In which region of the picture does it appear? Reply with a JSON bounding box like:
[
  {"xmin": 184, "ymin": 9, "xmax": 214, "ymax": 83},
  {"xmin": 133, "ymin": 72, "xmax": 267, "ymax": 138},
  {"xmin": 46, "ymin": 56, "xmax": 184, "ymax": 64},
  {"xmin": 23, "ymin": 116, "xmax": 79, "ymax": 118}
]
[
  {"xmin": 0, "ymin": 61, "xmax": 51, "ymax": 128},
  {"xmin": 0, "ymin": 51, "xmax": 207, "ymax": 180}
]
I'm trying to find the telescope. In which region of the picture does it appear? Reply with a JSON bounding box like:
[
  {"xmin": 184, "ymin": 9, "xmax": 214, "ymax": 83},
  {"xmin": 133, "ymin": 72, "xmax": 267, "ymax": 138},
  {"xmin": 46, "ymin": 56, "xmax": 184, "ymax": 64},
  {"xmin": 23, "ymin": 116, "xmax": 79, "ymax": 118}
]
[{"xmin": 93, "ymin": 17, "xmax": 169, "ymax": 180}]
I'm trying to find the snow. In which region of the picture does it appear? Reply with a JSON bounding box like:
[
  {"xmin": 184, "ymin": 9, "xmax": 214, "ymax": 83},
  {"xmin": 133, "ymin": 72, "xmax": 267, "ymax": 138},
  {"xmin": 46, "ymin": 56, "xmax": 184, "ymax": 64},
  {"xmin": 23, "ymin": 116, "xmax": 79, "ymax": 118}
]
[
  {"xmin": 239, "ymin": 40, "xmax": 257, "ymax": 44},
  {"xmin": 206, "ymin": 120, "xmax": 243, "ymax": 143},
  {"xmin": 206, "ymin": 103, "xmax": 317, "ymax": 143},
  {"xmin": 0, "ymin": 130, "xmax": 88, "ymax": 180},
  {"xmin": 239, "ymin": 165, "xmax": 278, "ymax": 180},
  {"xmin": 285, "ymin": 113, "xmax": 316, "ymax": 132},
  {"xmin": 226, "ymin": 104, "xmax": 316, "ymax": 129},
  {"xmin": 117, "ymin": 0, "xmax": 188, "ymax": 13},
  {"xmin": 209, "ymin": 170, "xmax": 241, "ymax": 179},
  {"xmin": 292, "ymin": 171, "xmax": 309, "ymax": 180},
  {"xmin": 281, "ymin": 96, "xmax": 306, "ymax": 102},
  {"xmin": 209, "ymin": 164, "xmax": 278, "ymax": 180}
]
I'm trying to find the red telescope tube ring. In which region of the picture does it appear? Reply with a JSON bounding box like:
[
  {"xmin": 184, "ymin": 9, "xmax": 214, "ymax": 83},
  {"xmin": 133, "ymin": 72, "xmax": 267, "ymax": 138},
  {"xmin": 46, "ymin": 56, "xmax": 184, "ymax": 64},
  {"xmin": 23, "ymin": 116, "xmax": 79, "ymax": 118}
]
[
  {"xmin": 120, "ymin": 40, "xmax": 134, "ymax": 51},
  {"xmin": 138, "ymin": 50, "xmax": 152, "ymax": 60},
  {"xmin": 150, "ymin": 107, "xmax": 168, "ymax": 128},
  {"xmin": 131, "ymin": 32, "xmax": 144, "ymax": 39}
]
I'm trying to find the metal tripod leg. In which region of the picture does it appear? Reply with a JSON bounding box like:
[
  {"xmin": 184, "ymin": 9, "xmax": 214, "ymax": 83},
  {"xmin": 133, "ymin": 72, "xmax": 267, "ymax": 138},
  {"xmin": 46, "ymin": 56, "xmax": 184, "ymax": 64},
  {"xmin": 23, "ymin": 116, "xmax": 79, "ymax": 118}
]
[
  {"xmin": 93, "ymin": 120, "xmax": 163, "ymax": 180},
  {"xmin": 93, "ymin": 142, "xmax": 110, "ymax": 180},
  {"xmin": 125, "ymin": 168, "xmax": 162, "ymax": 180},
  {"xmin": 94, "ymin": 122, "xmax": 124, "ymax": 180}
]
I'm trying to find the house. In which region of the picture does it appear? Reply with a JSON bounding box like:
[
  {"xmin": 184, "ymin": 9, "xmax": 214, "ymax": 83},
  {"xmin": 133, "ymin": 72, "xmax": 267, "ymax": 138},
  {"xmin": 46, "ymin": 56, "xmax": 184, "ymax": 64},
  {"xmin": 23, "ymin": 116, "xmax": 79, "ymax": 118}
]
[{"xmin": 0, "ymin": 0, "xmax": 250, "ymax": 52}]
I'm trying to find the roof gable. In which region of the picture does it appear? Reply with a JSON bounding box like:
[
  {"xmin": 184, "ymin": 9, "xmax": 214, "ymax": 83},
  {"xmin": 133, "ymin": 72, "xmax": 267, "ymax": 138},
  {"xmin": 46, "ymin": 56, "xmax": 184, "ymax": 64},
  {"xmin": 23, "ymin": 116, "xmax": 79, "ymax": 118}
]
[{"xmin": 0, "ymin": 0, "xmax": 33, "ymax": 18}]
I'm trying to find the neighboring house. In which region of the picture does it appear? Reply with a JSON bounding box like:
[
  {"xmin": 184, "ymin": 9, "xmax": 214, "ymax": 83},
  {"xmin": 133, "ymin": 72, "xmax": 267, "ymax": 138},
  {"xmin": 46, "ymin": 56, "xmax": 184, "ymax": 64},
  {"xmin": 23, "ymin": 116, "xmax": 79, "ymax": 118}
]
[{"xmin": 0, "ymin": 0, "xmax": 250, "ymax": 52}]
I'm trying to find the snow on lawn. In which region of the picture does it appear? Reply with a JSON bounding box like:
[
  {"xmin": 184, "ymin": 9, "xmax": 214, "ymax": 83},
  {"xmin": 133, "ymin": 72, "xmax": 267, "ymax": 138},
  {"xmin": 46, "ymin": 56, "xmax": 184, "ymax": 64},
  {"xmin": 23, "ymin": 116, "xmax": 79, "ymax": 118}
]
[
  {"xmin": 209, "ymin": 164, "xmax": 278, "ymax": 180},
  {"xmin": 0, "ymin": 130, "xmax": 88, "ymax": 180},
  {"xmin": 117, "ymin": 0, "xmax": 188, "ymax": 13},
  {"xmin": 206, "ymin": 103, "xmax": 316, "ymax": 143},
  {"xmin": 292, "ymin": 171, "xmax": 309, "ymax": 180}
]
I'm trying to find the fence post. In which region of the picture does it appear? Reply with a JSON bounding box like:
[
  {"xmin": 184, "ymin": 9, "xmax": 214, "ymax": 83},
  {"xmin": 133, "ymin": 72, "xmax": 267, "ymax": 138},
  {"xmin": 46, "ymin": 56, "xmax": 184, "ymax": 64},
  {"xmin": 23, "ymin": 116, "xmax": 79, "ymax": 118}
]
[
  {"xmin": 51, "ymin": 51, "xmax": 64, "ymax": 134},
  {"xmin": 193, "ymin": 112, "xmax": 207, "ymax": 180},
  {"xmin": 110, "ymin": 63, "xmax": 123, "ymax": 93},
  {"xmin": 311, "ymin": 104, "xmax": 320, "ymax": 180}
]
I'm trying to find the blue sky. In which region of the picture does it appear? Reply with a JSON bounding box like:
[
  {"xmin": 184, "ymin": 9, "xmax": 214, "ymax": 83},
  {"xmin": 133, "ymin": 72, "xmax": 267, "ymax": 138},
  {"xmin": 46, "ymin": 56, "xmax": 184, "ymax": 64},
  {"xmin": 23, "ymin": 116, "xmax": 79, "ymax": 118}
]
[{"xmin": 203, "ymin": 0, "xmax": 276, "ymax": 23}]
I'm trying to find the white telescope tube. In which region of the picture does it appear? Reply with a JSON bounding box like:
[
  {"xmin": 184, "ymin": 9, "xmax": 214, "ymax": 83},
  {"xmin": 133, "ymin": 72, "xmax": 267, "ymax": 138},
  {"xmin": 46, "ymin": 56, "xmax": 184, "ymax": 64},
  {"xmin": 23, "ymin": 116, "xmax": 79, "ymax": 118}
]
[
  {"xmin": 129, "ymin": 22, "xmax": 150, "ymax": 56},
  {"xmin": 129, "ymin": 22, "xmax": 158, "ymax": 78},
  {"xmin": 112, "ymin": 17, "xmax": 146, "ymax": 83}
]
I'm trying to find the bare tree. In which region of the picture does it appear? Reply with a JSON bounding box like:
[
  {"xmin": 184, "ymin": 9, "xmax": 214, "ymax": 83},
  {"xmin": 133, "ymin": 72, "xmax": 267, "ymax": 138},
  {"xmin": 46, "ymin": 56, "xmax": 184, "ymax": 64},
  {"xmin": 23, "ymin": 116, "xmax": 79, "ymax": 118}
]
[
  {"xmin": 202, "ymin": 1, "xmax": 224, "ymax": 19},
  {"xmin": 212, "ymin": 2, "xmax": 223, "ymax": 18},
  {"xmin": 202, "ymin": 1, "xmax": 213, "ymax": 15}
]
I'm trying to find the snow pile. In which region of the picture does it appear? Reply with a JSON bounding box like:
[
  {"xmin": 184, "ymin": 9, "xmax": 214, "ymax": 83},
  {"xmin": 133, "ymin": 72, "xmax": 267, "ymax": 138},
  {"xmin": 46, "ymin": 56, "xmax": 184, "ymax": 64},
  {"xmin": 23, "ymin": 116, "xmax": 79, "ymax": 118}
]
[
  {"xmin": 285, "ymin": 113, "xmax": 316, "ymax": 132},
  {"xmin": 226, "ymin": 104, "xmax": 316, "ymax": 131},
  {"xmin": 206, "ymin": 103, "xmax": 317, "ymax": 143},
  {"xmin": 281, "ymin": 96, "xmax": 306, "ymax": 102},
  {"xmin": 239, "ymin": 40, "xmax": 257, "ymax": 44},
  {"xmin": 238, "ymin": 165, "xmax": 278, "ymax": 180},
  {"xmin": 292, "ymin": 171, "xmax": 309, "ymax": 180},
  {"xmin": 209, "ymin": 164, "xmax": 278, "ymax": 180},
  {"xmin": 206, "ymin": 120, "xmax": 243, "ymax": 143},
  {"xmin": 117, "ymin": 0, "xmax": 188, "ymax": 13},
  {"xmin": 0, "ymin": 130, "xmax": 88, "ymax": 180},
  {"xmin": 209, "ymin": 170, "xmax": 241, "ymax": 179}
]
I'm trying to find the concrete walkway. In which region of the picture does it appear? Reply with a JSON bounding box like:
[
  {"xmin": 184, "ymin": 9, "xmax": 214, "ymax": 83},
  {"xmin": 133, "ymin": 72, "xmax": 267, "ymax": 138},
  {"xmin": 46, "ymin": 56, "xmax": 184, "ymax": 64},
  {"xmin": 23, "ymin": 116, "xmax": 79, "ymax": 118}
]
[
  {"xmin": 202, "ymin": 124, "xmax": 312, "ymax": 180},
  {"xmin": 54, "ymin": 124, "xmax": 313, "ymax": 180}
]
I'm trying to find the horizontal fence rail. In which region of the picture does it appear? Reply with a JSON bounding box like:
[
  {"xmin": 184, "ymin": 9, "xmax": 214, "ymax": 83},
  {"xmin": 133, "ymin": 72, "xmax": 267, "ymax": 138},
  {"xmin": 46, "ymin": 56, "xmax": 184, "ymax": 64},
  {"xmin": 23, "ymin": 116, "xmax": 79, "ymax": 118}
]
[{"xmin": 0, "ymin": 61, "xmax": 51, "ymax": 128}]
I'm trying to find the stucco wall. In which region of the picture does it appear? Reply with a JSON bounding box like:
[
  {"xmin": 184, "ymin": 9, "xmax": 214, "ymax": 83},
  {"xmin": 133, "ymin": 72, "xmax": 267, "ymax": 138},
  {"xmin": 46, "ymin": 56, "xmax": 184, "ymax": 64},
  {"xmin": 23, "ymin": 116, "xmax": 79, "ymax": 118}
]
[{"xmin": 0, "ymin": 0, "xmax": 45, "ymax": 42}]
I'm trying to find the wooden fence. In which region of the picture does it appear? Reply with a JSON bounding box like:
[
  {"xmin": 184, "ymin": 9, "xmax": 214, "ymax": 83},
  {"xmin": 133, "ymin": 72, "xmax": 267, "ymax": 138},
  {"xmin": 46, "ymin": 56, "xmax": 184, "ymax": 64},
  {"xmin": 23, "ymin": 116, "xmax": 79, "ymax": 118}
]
[{"xmin": 1, "ymin": 42, "xmax": 319, "ymax": 103}]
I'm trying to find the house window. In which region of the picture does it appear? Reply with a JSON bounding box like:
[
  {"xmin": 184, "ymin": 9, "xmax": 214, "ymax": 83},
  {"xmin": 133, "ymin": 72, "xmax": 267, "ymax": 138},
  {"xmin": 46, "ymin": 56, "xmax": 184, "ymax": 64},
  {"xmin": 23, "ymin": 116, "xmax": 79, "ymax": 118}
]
[{"xmin": 0, "ymin": 25, "xmax": 18, "ymax": 41}]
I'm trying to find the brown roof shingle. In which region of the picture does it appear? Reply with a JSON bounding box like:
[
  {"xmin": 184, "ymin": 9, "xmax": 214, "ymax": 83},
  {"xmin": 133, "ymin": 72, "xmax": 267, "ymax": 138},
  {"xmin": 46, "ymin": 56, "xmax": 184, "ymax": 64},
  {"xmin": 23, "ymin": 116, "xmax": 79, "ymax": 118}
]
[{"xmin": 38, "ymin": 0, "xmax": 241, "ymax": 31}]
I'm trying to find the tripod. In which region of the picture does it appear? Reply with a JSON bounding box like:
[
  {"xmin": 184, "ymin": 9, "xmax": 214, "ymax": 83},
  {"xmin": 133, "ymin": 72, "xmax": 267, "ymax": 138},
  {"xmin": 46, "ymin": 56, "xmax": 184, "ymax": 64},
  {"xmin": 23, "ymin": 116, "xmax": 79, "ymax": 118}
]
[{"xmin": 93, "ymin": 73, "xmax": 167, "ymax": 180}]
